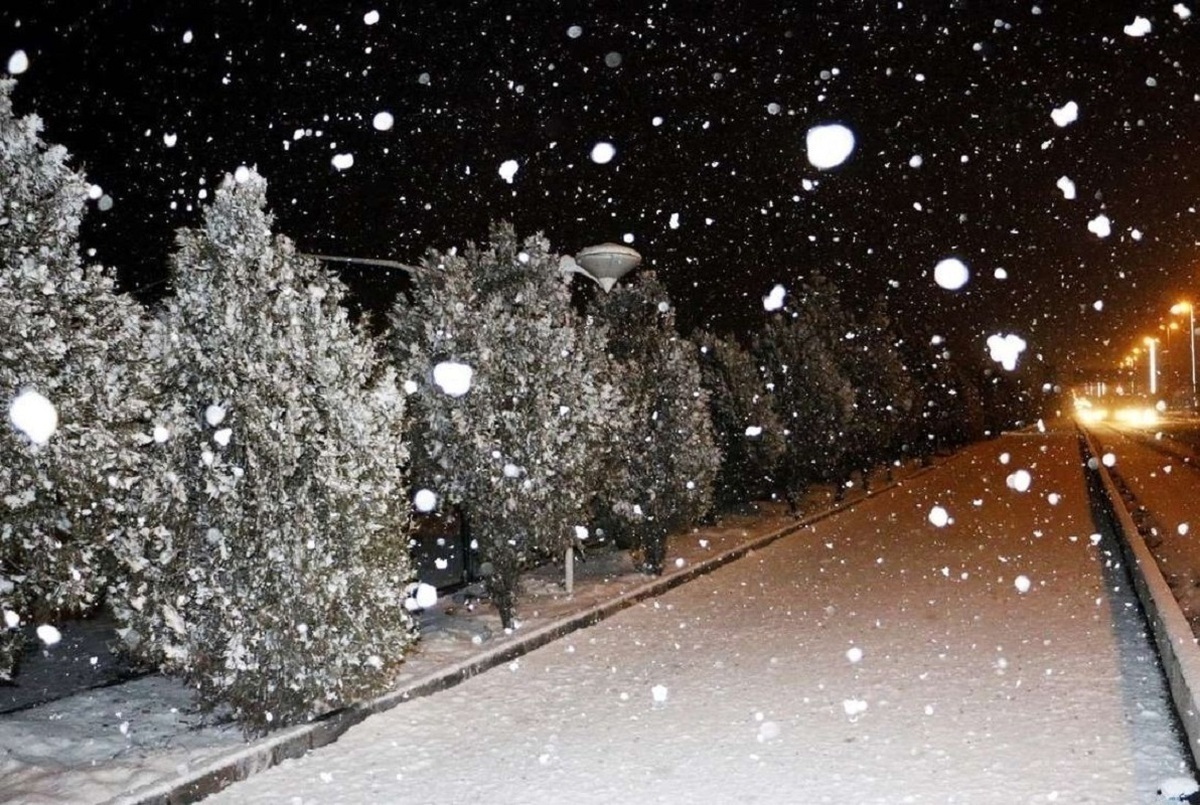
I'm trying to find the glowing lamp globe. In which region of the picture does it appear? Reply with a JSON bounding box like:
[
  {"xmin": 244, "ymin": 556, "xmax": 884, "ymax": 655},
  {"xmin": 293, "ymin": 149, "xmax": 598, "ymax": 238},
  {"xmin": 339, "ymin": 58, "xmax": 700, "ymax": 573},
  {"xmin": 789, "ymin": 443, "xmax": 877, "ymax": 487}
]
[{"xmin": 573, "ymin": 243, "xmax": 643, "ymax": 292}]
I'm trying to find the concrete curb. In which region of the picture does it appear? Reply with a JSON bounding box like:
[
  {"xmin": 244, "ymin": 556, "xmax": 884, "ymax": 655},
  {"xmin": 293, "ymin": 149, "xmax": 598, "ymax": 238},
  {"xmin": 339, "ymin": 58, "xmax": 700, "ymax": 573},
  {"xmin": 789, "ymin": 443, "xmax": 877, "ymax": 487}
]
[
  {"xmin": 1080, "ymin": 426, "xmax": 1200, "ymax": 767},
  {"xmin": 114, "ymin": 462, "xmax": 946, "ymax": 804}
]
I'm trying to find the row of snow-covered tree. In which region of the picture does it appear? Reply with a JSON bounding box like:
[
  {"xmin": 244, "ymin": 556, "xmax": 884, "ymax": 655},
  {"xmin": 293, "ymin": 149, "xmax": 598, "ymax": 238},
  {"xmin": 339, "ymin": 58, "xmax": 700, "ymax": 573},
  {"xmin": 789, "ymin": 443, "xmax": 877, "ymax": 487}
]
[{"xmin": 0, "ymin": 80, "xmax": 1048, "ymax": 733}]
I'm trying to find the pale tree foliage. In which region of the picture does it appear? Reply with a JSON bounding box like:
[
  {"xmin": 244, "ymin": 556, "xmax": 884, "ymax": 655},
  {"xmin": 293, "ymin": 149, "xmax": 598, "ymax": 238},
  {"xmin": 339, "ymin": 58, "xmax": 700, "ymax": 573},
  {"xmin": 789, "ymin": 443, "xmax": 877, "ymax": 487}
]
[
  {"xmin": 753, "ymin": 272, "xmax": 856, "ymax": 510},
  {"xmin": 0, "ymin": 80, "xmax": 155, "ymax": 680},
  {"xmin": 694, "ymin": 329, "xmax": 785, "ymax": 510},
  {"xmin": 391, "ymin": 223, "xmax": 623, "ymax": 627},
  {"xmin": 109, "ymin": 169, "xmax": 414, "ymax": 734},
  {"xmin": 589, "ymin": 272, "xmax": 720, "ymax": 574}
]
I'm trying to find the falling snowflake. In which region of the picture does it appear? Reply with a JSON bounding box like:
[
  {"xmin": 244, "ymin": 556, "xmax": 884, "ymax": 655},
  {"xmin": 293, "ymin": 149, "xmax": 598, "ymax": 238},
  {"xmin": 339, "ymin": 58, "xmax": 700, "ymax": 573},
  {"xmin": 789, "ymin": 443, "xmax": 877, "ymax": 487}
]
[
  {"xmin": 763, "ymin": 284, "xmax": 787, "ymax": 311},
  {"xmin": 373, "ymin": 111, "xmax": 394, "ymax": 131},
  {"xmin": 498, "ymin": 159, "xmax": 519, "ymax": 183},
  {"xmin": 1123, "ymin": 16, "xmax": 1152, "ymax": 36},
  {"xmin": 1006, "ymin": 469, "xmax": 1032, "ymax": 492},
  {"xmin": 1056, "ymin": 176, "xmax": 1076, "ymax": 199},
  {"xmin": 986, "ymin": 333, "xmax": 1027, "ymax": 371},
  {"xmin": 1014, "ymin": 575, "xmax": 1032, "ymax": 594},
  {"xmin": 590, "ymin": 142, "xmax": 616, "ymax": 164},
  {"xmin": 1087, "ymin": 214, "xmax": 1111, "ymax": 238},
  {"xmin": 433, "ymin": 361, "xmax": 473, "ymax": 396},
  {"xmin": 805, "ymin": 123, "xmax": 856, "ymax": 169},
  {"xmin": 7, "ymin": 50, "xmax": 28, "ymax": 75},
  {"xmin": 1050, "ymin": 101, "xmax": 1079, "ymax": 127},
  {"xmin": 413, "ymin": 489, "xmax": 438, "ymax": 512},
  {"xmin": 933, "ymin": 258, "xmax": 970, "ymax": 290},
  {"xmin": 9, "ymin": 390, "xmax": 58, "ymax": 445},
  {"xmin": 331, "ymin": 153, "xmax": 354, "ymax": 171},
  {"xmin": 928, "ymin": 505, "xmax": 951, "ymax": 527}
]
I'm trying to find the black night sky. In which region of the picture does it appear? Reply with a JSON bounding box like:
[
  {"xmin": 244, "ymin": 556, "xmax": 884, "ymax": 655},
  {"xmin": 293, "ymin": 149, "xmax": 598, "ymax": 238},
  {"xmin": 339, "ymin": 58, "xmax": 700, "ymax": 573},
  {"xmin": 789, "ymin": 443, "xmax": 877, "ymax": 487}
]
[{"xmin": 3, "ymin": 1, "xmax": 1200, "ymax": 376}]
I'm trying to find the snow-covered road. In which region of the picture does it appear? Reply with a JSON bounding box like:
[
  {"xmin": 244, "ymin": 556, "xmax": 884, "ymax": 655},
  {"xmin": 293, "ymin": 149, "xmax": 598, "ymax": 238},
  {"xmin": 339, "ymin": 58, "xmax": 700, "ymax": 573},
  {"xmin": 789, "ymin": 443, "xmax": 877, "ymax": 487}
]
[{"xmin": 205, "ymin": 427, "xmax": 1195, "ymax": 804}]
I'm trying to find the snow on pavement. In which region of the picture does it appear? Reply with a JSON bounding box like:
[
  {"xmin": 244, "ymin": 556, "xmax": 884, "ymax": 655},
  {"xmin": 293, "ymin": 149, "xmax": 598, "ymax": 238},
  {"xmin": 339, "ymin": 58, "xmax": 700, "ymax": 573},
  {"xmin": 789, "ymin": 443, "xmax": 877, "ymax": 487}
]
[{"xmin": 205, "ymin": 428, "xmax": 1194, "ymax": 804}]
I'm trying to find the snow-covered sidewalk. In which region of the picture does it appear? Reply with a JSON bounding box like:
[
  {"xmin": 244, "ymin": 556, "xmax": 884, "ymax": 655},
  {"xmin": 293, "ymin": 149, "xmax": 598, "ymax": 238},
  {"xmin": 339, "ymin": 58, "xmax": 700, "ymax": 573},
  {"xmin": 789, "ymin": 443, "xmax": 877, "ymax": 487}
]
[
  {"xmin": 201, "ymin": 426, "xmax": 1194, "ymax": 804},
  {"xmin": 0, "ymin": 471, "xmax": 861, "ymax": 804}
]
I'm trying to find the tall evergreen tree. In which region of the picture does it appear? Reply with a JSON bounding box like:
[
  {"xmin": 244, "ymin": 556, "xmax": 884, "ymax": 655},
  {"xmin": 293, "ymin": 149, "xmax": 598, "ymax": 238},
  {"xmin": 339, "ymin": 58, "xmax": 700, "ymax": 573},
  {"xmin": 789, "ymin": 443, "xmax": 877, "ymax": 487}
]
[
  {"xmin": 753, "ymin": 272, "xmax": 855, "ymax": 509},
  {"xmin": 695, "ymin": 330, "xmax": 786, "ymax": 510},
  {"xmin": 0, "ymin": 80, "xmax": 155, "ymax": 681},
  {"xmin": 391, "ymin": 223, "xmax": 623, "ymax": 627},
  {"xmin": 836, "ymin": 297, "xmax": 917, "ymax": 491},
  {"xmin": 109, "ymin": 169, "xmax": 414, "ymax": 733},
  {"xmin": 589, "ymin": 272, "xmax": 720, "ymax": 574}
]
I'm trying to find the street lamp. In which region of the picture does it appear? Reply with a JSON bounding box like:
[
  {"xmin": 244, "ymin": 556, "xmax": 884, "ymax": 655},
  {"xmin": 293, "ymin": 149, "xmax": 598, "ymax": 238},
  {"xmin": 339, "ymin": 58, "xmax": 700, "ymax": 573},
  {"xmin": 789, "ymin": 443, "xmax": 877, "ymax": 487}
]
[
  {"xmin": 1144, "ymin": 336, "xmax": 1159, "ymax": 396},
  {"xmin": 559, "ymin": 243, "xmax": 643, "ymax": 292},
  {"xmin": 1171, "ymin": 301, "xmax": 1197, "ymax": 407}
]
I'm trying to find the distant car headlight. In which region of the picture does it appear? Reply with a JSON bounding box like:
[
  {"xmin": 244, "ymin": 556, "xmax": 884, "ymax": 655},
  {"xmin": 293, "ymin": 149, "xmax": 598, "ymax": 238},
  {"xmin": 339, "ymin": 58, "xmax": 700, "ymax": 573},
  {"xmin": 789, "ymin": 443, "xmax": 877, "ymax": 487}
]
[{"xmin": 1114, "ymin": 406, "xmax": 1157, "ymax": 425}]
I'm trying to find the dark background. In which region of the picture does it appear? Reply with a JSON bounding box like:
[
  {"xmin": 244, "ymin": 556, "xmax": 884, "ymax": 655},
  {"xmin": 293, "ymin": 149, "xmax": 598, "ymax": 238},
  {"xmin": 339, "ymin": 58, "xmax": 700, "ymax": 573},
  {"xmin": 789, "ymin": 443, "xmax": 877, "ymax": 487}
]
[{"xmin": 3, "ymin": 1, "xmax": 1199, "ymax": 378}]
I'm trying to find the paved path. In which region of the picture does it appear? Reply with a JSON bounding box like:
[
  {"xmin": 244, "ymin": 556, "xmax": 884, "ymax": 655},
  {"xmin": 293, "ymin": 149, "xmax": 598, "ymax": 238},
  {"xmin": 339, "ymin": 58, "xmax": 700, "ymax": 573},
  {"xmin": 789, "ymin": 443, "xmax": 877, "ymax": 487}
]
[{"xmin": 204, "ymin": 427, "xmax": 1194, "ymax": 804}]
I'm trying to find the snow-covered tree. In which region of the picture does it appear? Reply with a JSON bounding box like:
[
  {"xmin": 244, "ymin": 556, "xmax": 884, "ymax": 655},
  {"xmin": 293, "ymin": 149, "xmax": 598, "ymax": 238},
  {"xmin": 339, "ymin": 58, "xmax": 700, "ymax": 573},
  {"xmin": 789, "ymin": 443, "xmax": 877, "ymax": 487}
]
[
  {"xmin": 0, "ymin": 79, "xmax": 156, "ymax": 681},
  {"xmin": 894, "ymin": 324, "xmax": 987, "ymax": 459},
  {"xmin": 695, "ymin": 330, "xmax": 785, "ymax": 510},
  {"xmin": 753, "ymin": 272, "xmax": 855, "ymax": 510},
  {"xmin": 589, "ymin": 272, "xmax": 720, "ymax": 574},
  {"xmin": 391, "ymin": 223, "xmax": 623, "ymax": 627},
  {"xmin": 835, "ymin": 297, "xmax": 917, "ymax": 491},
  {"xmin": 109, "ymin": 169, "xmax": 414, "ymax": 733}
]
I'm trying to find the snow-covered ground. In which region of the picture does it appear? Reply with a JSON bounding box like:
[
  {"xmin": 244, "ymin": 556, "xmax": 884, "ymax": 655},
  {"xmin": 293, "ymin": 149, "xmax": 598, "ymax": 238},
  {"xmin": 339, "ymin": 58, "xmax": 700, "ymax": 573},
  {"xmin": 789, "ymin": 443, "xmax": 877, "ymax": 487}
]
[
  {"xmin": 3, "ymin": 424, "xmax": 1197, "ymax": 804},
  {"xmin": 202, "ymin": 425, "xmax": 1196, "ymax": 805}
]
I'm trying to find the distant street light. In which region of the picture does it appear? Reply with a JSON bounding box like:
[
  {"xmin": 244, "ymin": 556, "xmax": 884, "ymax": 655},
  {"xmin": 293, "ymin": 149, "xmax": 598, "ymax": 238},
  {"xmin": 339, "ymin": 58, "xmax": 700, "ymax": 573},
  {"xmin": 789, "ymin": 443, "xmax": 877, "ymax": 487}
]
[
  {"xmin": 1144, "ymin": 335, "xmax": 1159, "ymax": 396},
  {"xmin": 560, "ymin": 243, "xmax": 643, "ymax": 292},
  {"xmin": 1171, "ymin": 301, "xmax": 1197, "ymax": 408}
]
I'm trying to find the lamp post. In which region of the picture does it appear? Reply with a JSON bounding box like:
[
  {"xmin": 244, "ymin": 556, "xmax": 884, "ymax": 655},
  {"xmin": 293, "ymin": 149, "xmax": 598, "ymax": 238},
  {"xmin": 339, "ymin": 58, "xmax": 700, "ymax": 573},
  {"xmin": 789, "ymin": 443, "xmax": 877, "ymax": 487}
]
[
  {"xmin": 1144, "ymin": 336, "xmax": 1159, "ymax": 396},
  {"xmin": 557, "ymin": 242, "xmax": 642, "ymax": 594},
  {"xmin": 1171, "ymin": 302, "xmax": 1197, "ymax": 408}
]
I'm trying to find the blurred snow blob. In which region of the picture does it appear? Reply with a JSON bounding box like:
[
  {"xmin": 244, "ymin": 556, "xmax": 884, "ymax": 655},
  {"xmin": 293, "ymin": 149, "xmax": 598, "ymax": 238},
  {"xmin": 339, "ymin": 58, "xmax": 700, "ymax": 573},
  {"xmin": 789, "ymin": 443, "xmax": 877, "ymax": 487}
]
[
  {"xmin": 928, "ymin": 505, "xmax": 950, "ymax": 527},
  {"xmin": 843, "ymin": 698, "xmax": 868, "ymax": 717},
  {"xmin": 1179, "ymin": 523, "xmax": 1190, "ymax": 536},
  {"xmin": 745, "ymin": 425, "xmax": 764, "ymax": 437},
  {"xmin": 933, "ymin": 258, "xmax": 970, "ymax": 290},
  {"xmin": 331, "ymin": 153, "xmax": 354, "ymax": 171},
  {"xmin": 805, "ymin": 123, "xmax": 856, "ymax": 169},
  {"xmin": 1014, "ymin": 575, "xmax": 1032, "ymax": 594},
  {"xmin": 433, "ymin": 362, "xmax": 473, "ymax": 397},
  {"xmin": 7, "ymin": 50, "xmax": 28, "ymax": 75},
  {"xmin": 590, "ymin": 142, "xmax": 617, "ymax": 164},
  {"xmin": 567, "ymin": 25, "xmax": 583, "ymax": 38},
  {"xmin": 1056, "ymin": 176, "xmax": 1076, "ymax": 199},
  {"xmin": 651, "ymin": 684, "xmax": 669, "ymax": 705},
  {"xmin": 986, "ymin": 333, "xmax": 1027, "ymax": 371},
  {"xmin": 364, "ymin": 10, "xmax": 380, "ymax": 25},
  {"xmin": 757, "ymin": 721, "xmax": 781, "ymax": 742},
  {"xmin": 1006, "ymin": 469, "xmax": 1033, "ymax": 492},
  {"xmin": 846, "ymin": 646, "xmax": 864, "ymax": 663},
  {"xmin": 1050, "ymin": 100, "xmax": 1079, "ymax": 127},
  {"xmin": 1123, "ymin": 16, "xmax": 1152, "ymax": 36},
  {"xmin": 36, "ymin": 624, "xmax": 61, "ymax": 646},
  {"xmin": 404, "ymin": 582, "xmax": 438, "ymax": 611},
  {"xmin": 9, "ymin": 390, "xmax": 58, "ymax": 444},
  {"xmin": 1176, "ymin": 5, "xmax": 1193, "ymax": 20},
  {"xmin": 763, "ymin": 284, "xmax": 787, "ymax": 311},
  {"xmin": 234, "ymin": 165, "xmax": 252, "ymax": 183},
  {"xmin": 1088, "ymin": 214, "xmax": 1111, "ymax": 238},
  {"xmin": 205, "ymin": 404, "xmax": 226, "ymax": 427},
  {"xmin": 373, "ymin": 111, "xmax": 394, "ymax": 131},
  {"xmin": 1102, "ymin": 452, "xmax": 1117, "ymax": 467},
  {"xmin": 498, "ymin": 159, "xmax": 519, "ymax": 183},
  {"xmin": 413, "ymin": 489, "xmax": 437, "ymax": 512}
]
